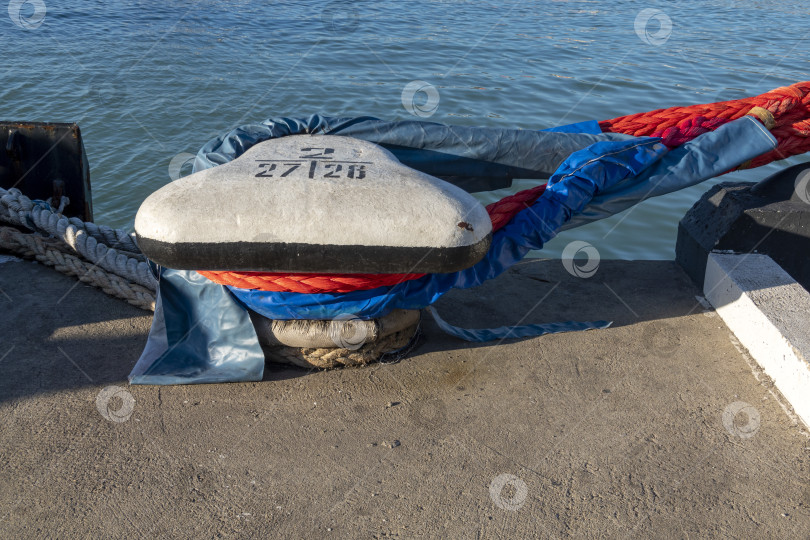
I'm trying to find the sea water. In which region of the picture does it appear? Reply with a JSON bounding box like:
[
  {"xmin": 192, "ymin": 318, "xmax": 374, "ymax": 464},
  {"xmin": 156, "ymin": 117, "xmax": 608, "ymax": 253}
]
[{"xmin": 3, "ymin": 0, "xmax": 809, "ymax": 259}]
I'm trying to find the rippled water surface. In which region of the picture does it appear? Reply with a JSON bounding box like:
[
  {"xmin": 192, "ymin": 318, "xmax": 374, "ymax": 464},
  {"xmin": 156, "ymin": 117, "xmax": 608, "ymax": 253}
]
[{"xmin": 3, "ymin": 0, "xmax": 809, "ymax": 258}]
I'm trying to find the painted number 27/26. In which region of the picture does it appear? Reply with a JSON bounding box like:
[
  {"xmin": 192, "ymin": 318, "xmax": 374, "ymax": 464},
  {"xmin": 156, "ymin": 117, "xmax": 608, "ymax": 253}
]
[{"xmin": 255, "ymin": 161, "xmax": 367, "ymax": 179}]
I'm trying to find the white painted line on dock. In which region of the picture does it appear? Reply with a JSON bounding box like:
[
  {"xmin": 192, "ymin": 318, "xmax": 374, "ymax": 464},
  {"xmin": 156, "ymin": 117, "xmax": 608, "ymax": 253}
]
[{"xmin": 704, "ymin": 252, "xmax": 810, "ymax": 428}]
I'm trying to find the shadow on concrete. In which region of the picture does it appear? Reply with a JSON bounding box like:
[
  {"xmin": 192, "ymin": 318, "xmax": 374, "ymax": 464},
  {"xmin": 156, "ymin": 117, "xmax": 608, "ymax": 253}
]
[
  {"xmin": 0, "ymin": 258, "xmax": 703, "ymax": 404},
  {"xmin": 0, "ymin": 259, "xmax": 152, "ymax": 404},
  {"xmin": 416, "ymin": 259, "xmax": 704, "ymax": 356}
]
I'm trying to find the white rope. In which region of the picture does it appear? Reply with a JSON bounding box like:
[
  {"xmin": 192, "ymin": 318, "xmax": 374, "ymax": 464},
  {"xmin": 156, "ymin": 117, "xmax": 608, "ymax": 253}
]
[
  {"xmin": 0, "ymin": 226, "xmax": 155, "ymax": 311},
  {"xmin": 0, "ymin": 187, "xmax": 156, "ymax": 290}
]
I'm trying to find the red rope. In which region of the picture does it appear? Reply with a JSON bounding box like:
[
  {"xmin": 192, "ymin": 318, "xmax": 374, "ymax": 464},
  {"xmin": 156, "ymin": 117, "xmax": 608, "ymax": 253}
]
[
  {"xmin": 599, "ymin": 81, "xmax": 810, "ymax": 167},
  {"xmin": 200, "ymin": 82, "xmax": 810, "ymax": 294}
]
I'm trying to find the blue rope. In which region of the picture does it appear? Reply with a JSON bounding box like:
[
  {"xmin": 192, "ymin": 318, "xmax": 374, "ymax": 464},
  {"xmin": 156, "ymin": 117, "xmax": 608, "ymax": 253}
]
[{"xmin": 427, "ymin": 306, "xmax": 611, "ymax": 342}]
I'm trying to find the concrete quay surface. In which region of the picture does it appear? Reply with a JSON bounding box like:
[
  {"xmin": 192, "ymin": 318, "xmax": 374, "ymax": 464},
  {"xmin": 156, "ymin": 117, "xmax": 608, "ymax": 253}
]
[{"xmin": 1, "ymin": 257, "xmax": 809, "ymax": 538}]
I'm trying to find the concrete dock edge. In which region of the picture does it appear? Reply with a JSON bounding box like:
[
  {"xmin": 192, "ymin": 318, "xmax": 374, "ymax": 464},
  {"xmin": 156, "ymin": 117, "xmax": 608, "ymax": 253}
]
[{"xmin": 704, "ymin": 252, "xmax": 810, "ymax": 427}]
